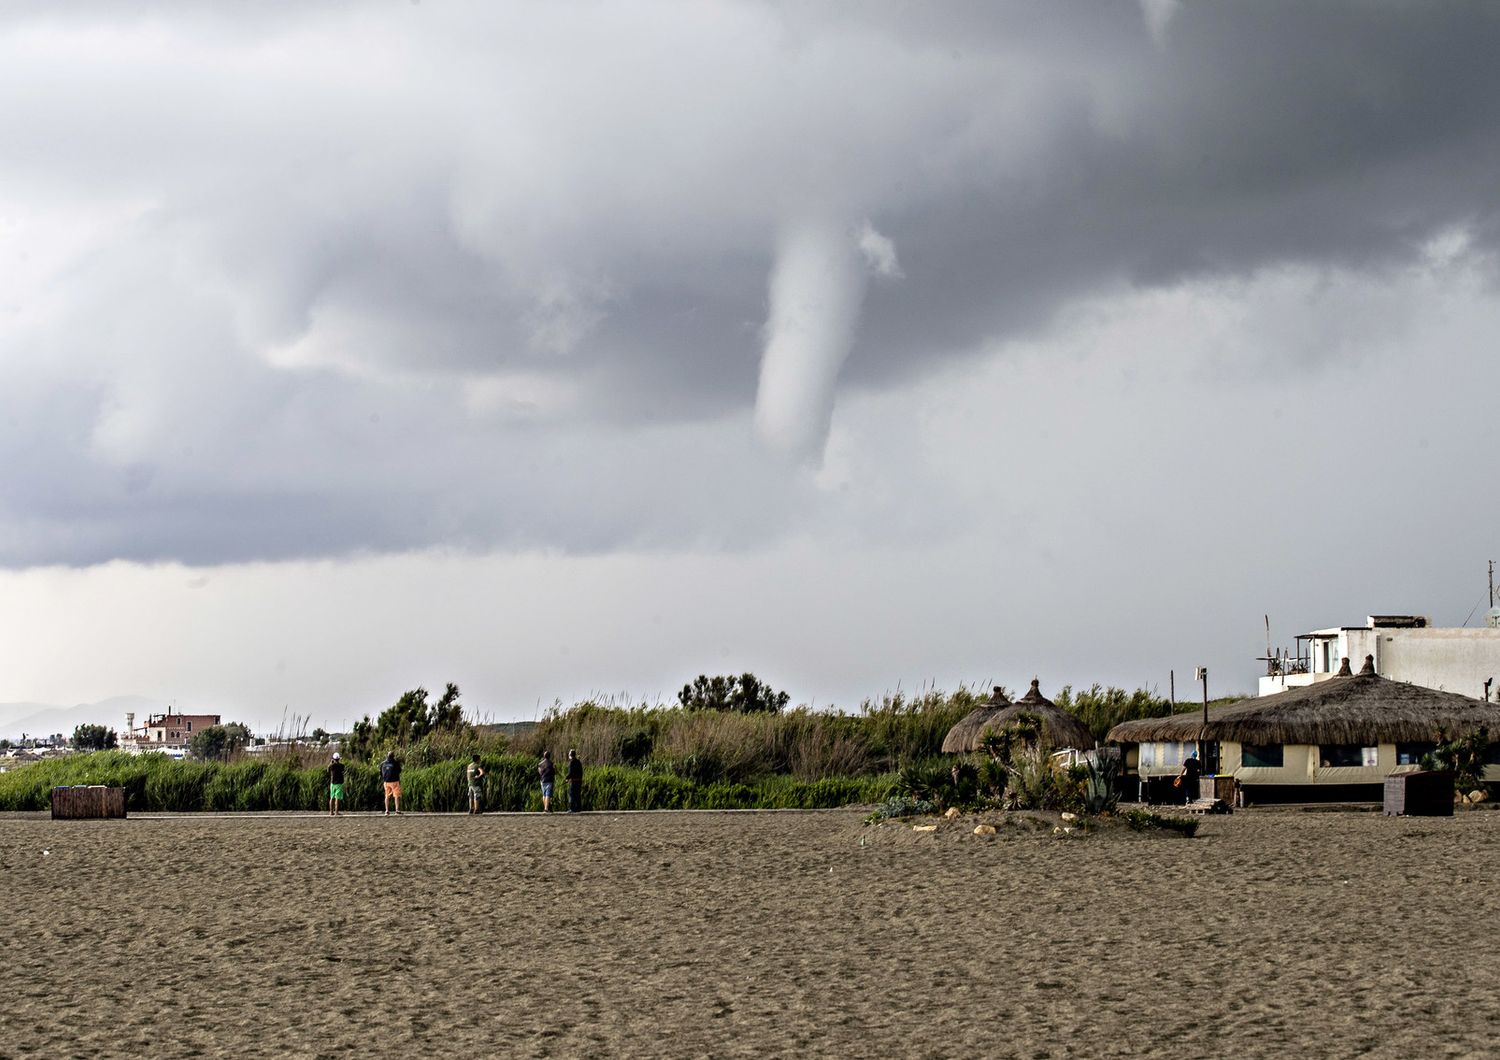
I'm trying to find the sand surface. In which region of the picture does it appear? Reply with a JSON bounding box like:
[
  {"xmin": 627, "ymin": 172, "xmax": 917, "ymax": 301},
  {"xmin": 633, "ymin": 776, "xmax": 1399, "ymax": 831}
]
[{"xmin": 2, "ymin": 807, "xmax": 1499, "ymax": 1058}]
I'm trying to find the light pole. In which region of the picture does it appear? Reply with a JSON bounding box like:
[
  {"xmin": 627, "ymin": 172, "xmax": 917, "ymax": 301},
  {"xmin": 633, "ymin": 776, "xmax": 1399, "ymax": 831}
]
[{"xmin": 1195, "ymin": 667, "xmax": 1209, "ymax": 774}]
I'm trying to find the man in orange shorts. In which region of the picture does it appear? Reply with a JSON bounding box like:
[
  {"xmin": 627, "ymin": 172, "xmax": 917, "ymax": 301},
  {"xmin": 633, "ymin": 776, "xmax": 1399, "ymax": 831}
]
[{"xmin": 380, "ymin": 751, "xmax": 403, "ymax": 815}]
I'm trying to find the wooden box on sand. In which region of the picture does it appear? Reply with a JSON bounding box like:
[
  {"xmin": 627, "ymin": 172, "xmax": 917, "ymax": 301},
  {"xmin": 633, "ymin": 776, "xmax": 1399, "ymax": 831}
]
[{"xmin": 51, "ymin": 786, "xmax": 127, "ymax": 820}]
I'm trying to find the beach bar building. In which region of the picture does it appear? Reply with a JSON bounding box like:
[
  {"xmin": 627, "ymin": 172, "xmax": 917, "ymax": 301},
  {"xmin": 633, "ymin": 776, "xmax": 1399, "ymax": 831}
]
[
  {"xmin": 942, "ymin": 679, "xmax": 1095, "ymax": 754},
  {"xmin": 1108, "ymin": 656, "xmax": 1500, "ymax": 805}
]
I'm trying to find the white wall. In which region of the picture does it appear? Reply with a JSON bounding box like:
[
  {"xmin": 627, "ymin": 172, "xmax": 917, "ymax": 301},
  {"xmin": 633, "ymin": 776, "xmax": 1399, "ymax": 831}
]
[
  {"xmin": 1261, "ymin": 626, "xmax": 1500, "ymax": 700},
  {"xmin": 1368, "ymin": 628, "xmax": 1500, "ymax": 699}
]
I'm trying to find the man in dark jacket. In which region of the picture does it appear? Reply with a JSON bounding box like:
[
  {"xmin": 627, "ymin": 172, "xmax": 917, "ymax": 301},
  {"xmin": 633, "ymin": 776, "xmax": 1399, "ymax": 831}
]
[
  {"xmin": 566, "ymin": 749, "xmax": 583, "ymax": 813},
  {"xmin": 380, "ymin": 751, "xmax": 403, "ymax": 815}
]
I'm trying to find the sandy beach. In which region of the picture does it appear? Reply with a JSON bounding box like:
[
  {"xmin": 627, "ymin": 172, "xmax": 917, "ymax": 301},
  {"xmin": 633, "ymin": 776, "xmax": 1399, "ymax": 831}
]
[{"xmin": 2, "ymin": 807, "xmax": 1498, "ymax": 1058}]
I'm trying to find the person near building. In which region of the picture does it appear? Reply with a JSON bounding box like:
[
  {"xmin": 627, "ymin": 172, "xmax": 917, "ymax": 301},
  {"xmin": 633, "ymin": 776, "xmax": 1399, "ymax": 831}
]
[{"xmin": 1178, "ymin": 750, "xmax": 1202, "ymax": 804}]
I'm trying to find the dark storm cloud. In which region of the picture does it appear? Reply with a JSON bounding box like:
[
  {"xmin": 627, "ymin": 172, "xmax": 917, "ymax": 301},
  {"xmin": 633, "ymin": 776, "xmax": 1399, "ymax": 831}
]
[{"xmin": 2, "ymin": 2, "xmax": 1498, "ymax": 565}]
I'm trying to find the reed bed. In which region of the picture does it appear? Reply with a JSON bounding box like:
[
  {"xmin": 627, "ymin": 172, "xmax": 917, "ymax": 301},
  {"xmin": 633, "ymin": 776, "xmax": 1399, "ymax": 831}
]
[{"xmin": 0, "ymin": 750, "xmax": 898, "ymax": 813}]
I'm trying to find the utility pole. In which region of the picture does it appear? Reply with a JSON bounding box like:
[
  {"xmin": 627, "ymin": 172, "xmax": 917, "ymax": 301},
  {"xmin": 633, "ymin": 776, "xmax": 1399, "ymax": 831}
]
[
  {"xmin": 1196, "ymin": 666, "xmax": 1210, "ymax": 775},
  {"xmin": 1490, "ymin": 560, "xmax": 1494, "ymax": 610}
]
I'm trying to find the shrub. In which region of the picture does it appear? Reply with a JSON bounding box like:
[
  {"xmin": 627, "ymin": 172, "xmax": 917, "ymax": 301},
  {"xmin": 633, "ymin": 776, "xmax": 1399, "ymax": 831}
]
[
  {"xmin": 1079, "ymin": 752, "xmax": 1122, "ymax": 815},
  {"xmin": 1121, "ymin": 809, "xmax": 1199, "ymax": 837},
  {"xmin": 994, "ymin": 744, "xmax": 1061, "ymax": 810},
  {"xmin": 866, "ymin": 796, "xmax": 937, "ymax": 822},
  {"xmin": 1425, "ymin": 728, "xmax": 1488, "ymax": 794},
  {"xmin": 678, "ymin": 673, "xmax": 789, "ymax": 714},
  {"xmin": 145, "ymin": 760, "xmax": 213, "ymax": 812}
]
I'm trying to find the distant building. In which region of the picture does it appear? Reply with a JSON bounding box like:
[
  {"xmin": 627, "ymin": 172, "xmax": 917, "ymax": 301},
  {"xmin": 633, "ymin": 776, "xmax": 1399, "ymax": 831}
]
[
  {"xmin": 1260, "ymin": 613, "xmax": 1500, "ymax": 701},
  {"xmin": 123, "ymin": 710, "xmax": 222, "ymax": 749}
]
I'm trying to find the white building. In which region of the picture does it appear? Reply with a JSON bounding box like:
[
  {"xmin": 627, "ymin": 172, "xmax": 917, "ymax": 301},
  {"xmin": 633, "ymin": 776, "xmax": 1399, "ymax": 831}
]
[{"xmin": 1260, "ymin": 613, "xmax": 1500, "ymax": 700}]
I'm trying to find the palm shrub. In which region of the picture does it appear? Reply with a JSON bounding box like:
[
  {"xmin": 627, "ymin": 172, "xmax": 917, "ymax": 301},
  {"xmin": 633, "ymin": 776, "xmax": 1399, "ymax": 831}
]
[
  {"xmin": 895, "ymin": 759, "xmax": 963, "ymax": 810},
  {"xmin": 1425, "ymin": 728, "xmax": 1488, "ymax": 794},
  {"xmin": 1080, "ymin": 751, "xmax": 1123, "ymax": 815},
  {"xmin": 975, "ymin": 756, "xmax": 1008, "ymax": 803},
  {"xmin": 1003, "ymin": 744, "xmax": 1068, "ymax": 810},
  {"xmin": 978, "ymin": 711, "xmax": 1072, "ymax": 811}
]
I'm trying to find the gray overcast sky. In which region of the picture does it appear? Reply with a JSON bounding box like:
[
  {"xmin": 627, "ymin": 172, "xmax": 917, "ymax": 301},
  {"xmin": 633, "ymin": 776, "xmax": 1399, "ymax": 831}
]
[{"xmin": 3, "ymin": 1, "xmax": 1500, "ymax": 733}]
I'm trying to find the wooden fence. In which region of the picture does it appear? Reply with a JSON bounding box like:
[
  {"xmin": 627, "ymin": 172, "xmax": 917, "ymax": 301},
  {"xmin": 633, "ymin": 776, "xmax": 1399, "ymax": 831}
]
[{"xmin": 50, "ymin": 786, "xmax": 127, "ymax": 820}]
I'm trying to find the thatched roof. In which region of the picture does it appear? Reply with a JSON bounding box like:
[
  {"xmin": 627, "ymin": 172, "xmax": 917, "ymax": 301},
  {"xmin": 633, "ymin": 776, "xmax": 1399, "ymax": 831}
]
[
  {"xmin": 941, "ymin": 679, "xmax": 1096, "ymax": 753},
  {"xmin": 1106, "ymin": 656, "xmax": 1500, "ymax": 745}
]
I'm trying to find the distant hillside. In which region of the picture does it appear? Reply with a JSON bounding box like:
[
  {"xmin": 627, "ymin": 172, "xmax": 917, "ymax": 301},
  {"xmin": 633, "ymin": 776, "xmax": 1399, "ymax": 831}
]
[{"xmin": 0, "ymin": 696, "xmax": 166, "ymax": 742}]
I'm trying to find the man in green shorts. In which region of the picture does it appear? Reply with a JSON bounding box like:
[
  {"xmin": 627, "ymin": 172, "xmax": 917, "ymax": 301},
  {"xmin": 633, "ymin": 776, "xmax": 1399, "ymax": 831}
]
[{"xmin": 328, "ymin": 752, "xmax": 345, "ymax": 816}]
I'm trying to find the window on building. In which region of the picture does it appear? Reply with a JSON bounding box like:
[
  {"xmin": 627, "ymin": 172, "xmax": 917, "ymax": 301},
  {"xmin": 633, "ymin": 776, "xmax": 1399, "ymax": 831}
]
[
  {"xmin": 1319, "ymin": 744, "xmax": 1376, "ymax": 768},
  {"xmin": 1396, "ymin": 742, "xmax": 1436, "ymax": 766},
  {"xmin": 1241, "ymin": 744, "xmax": 1284, "ymax": 768},
  {"xmin": 186, "ymin": 721, "xmax": 192, "ymax": 732}
]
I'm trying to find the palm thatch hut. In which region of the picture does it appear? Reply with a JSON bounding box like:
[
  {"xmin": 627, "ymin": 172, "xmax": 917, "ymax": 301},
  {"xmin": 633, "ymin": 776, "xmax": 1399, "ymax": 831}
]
[
  {"xmin": 1107, "ymin": 656, "xmax": 1500, "ymax": 804},
  {"xmin": 941, "ymin": 679, "xmax": 1096, "ymax": 754}
]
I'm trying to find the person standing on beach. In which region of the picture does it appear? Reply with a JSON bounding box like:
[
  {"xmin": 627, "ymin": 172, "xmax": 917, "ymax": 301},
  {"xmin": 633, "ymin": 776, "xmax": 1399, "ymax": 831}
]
[
  {"xmin": 1179, "ymin": 750, "xmax": 1201, "ymax": 804},
  {"xmin": 466, "ymin": 754, "xmax": 485, "ymax": 815},
  {"xmin": 537, "ymin": 750, "xmax": 556, "ymax": 813},
  {"xmin": 381, "ymin": 751, "xmax": 403, "ymax": 815},
  {"xmin": 328, "ymin": 752, "xmax": 345, "ymax": 816},
  {"xmin": 566, "ymin": 749, "xmax": 583, "ymax": 813}
]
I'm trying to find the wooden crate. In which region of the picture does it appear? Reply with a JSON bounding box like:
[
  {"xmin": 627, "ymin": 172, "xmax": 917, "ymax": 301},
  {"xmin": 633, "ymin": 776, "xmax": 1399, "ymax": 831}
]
[
  {"xmin": 1199, "ymin": 775, "xmax": 1237, "ymax": 804},
  {"xmin": 50, "ymin": 786, "xmax": 127, "ymax": 820},
  {"xmin": 1383, "ymin": 771, "xmax": 1453, "ymax": 817}
]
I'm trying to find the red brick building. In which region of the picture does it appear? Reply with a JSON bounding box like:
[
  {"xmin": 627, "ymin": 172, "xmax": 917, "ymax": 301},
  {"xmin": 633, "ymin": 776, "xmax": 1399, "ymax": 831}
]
[{"xmin": 133, "ymin": 711, "xmax": 221, "ymax": 747}]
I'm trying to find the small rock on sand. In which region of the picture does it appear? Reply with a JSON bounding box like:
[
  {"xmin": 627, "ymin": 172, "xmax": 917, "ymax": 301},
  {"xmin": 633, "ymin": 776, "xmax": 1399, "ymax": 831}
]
[{"xmin": 973, "ymin": 824, "xmax": 997, "ymax": 836}]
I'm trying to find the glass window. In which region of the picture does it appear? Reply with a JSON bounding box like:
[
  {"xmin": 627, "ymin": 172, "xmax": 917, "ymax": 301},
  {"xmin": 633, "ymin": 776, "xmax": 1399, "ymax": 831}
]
[
  {"xmin": 1241, "ymin": 743, "xmax": 1283, "ymax": 768},
  {"xmin": 1319, "ymin": 744, "xmax": 1374, "ymax": 768},
  {"xmin": 1396, "ymin": 742, "xmax": 1436, "ymax": 766}
]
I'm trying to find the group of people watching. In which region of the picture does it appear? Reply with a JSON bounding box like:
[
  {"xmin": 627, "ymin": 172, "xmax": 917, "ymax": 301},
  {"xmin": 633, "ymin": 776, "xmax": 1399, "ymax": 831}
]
[{"xmin": 325, "ymin": 748, "xmax": 583, "ymax": 815}]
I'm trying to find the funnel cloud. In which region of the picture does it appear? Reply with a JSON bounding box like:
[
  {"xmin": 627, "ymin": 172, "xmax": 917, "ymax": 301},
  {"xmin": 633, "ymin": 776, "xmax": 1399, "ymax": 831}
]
[{"xmin": 754, "ymin": 219, "xmax": 900, "ymax": 464}]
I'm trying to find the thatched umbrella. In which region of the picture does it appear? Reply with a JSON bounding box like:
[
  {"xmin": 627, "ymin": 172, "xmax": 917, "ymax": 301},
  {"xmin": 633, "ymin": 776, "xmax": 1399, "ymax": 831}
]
[
  {"xmin": 1107, "ymin": 655, "xmax": 1500, "ymax": 746},
  {"xmin": 941, "ymin": 679, "xmax": 1096, "ymax": 753}
]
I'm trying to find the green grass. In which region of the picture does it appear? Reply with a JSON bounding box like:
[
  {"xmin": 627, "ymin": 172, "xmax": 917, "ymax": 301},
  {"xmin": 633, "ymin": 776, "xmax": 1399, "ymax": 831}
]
[{"xmin": 0, "ymin": 752, "xmax": 899, "ymax": 813}]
